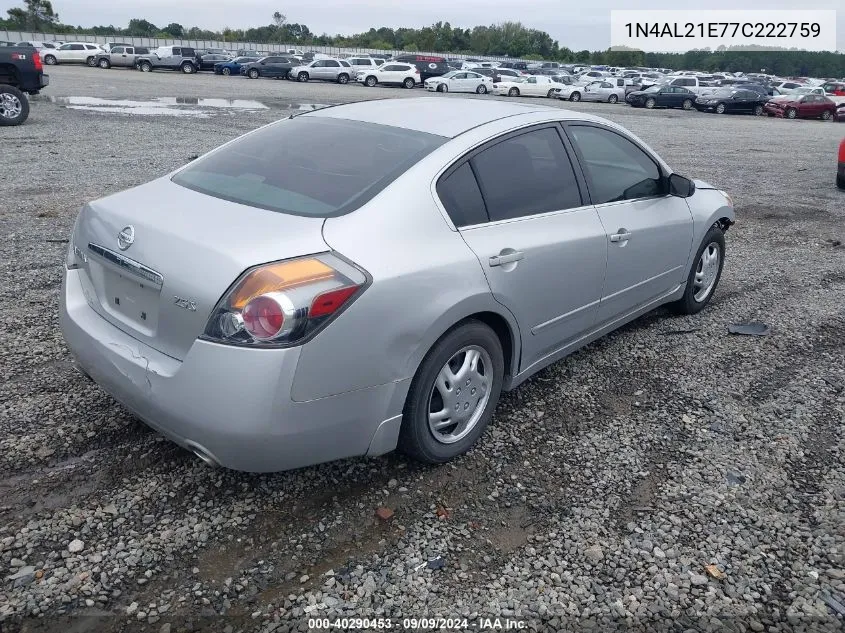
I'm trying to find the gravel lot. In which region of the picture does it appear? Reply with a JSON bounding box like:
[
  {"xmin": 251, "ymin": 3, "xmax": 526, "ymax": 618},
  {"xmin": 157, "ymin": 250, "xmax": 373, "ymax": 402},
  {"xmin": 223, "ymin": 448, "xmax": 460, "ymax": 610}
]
[{"xmin": 1, "ymin": 65, "xmax": 844, "ymax": 633}]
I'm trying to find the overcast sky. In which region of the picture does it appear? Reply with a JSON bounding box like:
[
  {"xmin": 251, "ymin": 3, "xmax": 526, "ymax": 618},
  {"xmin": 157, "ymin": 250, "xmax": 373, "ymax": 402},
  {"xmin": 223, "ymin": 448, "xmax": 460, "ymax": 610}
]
[{"xmin": 2, "ymin": 0, "xmax": 842, "ymax": 51}]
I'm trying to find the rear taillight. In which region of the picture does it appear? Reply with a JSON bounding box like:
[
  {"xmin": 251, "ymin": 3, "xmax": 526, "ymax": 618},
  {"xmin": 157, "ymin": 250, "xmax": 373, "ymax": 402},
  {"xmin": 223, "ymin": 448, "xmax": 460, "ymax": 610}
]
[
  {"xmin": 202, "ymin": 253, "xmax": 368, "ymax": 348},
  {"xmin": 33, "ymin": 51, "xmax": 43, "ymax": 71}
]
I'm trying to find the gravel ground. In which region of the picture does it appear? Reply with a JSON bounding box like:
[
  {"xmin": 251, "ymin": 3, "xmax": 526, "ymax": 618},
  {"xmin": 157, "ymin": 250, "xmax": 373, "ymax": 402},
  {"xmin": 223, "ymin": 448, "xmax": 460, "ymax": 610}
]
[{"xmin": 1, "ymin": 65, "xmax": 844, "ymax": 633}]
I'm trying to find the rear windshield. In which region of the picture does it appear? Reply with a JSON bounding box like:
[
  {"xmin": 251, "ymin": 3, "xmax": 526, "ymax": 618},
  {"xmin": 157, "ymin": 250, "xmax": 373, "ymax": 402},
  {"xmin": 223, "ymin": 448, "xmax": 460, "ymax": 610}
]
[{"xmin": 171, "ymin": 116, "xmax": 445, "ymax": 217}]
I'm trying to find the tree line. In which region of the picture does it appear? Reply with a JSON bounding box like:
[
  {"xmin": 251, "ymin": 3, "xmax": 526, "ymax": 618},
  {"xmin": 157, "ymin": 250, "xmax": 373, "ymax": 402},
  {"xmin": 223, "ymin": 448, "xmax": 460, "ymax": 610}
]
[{"xmin": 3, "ymin": 0, "xmax": 843, "ymax": 77}]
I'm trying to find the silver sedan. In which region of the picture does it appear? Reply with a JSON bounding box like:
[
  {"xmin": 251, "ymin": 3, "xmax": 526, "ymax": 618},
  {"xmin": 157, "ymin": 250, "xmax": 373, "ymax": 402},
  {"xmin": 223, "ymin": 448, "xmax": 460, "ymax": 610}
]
[{"xmin": 59, "ymin": 98, "xmax": 735, "ymax": 472}]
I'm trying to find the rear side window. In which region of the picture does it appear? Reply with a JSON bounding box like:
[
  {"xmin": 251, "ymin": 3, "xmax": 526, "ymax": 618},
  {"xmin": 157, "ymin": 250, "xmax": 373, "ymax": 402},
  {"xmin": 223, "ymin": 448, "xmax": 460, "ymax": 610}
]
[
  {"xmin": 172, "ymin": 117, "xmax": 445, "ymax": 218},
  {"xmin": 436, "ymin": 163, "xmax": 488, "ymax": 227},
  {"xmin": 470, "ymin": 127, "xmax": 582, "ymax": 222},
  {"xmin": 567, "ymin": 125, "xmax": 663, "ymax": 204}
]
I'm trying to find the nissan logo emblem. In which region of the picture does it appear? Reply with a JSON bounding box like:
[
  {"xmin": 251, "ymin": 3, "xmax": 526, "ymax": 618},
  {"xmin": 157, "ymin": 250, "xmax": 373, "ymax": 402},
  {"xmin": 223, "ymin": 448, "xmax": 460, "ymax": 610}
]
[{"xmin": 117, "ymin": 225, "xmax": 135, "ymax": 250}]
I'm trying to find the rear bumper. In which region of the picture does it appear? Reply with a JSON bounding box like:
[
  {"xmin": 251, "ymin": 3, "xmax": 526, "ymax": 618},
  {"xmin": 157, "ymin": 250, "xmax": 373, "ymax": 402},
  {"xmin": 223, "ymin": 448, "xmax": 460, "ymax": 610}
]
[{"xmin": 60, "ymin": 268, "xmax": 407, "ymax": 472}]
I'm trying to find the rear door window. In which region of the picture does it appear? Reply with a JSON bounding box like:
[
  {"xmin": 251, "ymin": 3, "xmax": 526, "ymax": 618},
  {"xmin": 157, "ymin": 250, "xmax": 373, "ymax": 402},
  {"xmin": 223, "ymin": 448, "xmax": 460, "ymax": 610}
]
[
  {"xmin": 470, "ymin": 127, "xmax": 583, "ymax": 221},
  {"xmin": 436, "ymin": 162, "xmax": 488, "ymax": 227}
]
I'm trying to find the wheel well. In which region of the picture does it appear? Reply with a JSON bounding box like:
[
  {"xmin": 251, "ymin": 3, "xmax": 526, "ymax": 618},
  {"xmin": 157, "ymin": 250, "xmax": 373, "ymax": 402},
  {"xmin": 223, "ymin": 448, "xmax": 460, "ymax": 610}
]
[
  {"xmin": 715, "ymin": 217, "xmax": 734, "ymax": 232},
  {"xmin": 460, "ymin": 312, "xmax": 515, "ymax": 380}
]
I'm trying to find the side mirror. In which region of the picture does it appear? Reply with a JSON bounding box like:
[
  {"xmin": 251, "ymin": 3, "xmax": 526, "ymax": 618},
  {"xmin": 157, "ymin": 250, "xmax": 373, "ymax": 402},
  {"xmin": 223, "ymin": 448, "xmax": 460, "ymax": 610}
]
[{"xmin": 668, "ymin": 173, "xmax": 695, "ymax": 198}]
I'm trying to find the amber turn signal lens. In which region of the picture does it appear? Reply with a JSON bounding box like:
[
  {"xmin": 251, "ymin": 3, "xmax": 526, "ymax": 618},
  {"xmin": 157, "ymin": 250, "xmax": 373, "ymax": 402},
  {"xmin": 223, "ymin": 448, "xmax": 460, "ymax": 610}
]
[{"xmin": 229, "ymin": 259, "xmax": 334, "ymax": 310}]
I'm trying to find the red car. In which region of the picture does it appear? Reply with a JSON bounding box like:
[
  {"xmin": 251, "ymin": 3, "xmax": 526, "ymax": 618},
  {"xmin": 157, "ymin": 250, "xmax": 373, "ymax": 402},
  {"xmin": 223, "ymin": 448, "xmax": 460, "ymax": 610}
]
[
  {"xmin": 822, "ymin": 82, "xmax": 845, "ymax": 97},
  {"xmin": 838, "ymin": 138, "xmax": 845, "ymax": 189},
  {"xmin": 764, "ymin": 94, "xmax": 836, "ymax": 120}
]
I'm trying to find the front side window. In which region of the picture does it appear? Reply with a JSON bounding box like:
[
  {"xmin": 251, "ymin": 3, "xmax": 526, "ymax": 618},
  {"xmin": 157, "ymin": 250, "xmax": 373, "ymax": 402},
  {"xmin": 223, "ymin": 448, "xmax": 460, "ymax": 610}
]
[
  {"xmin": 470, "ymin": 127, "xmax": 582, "ymax": 222},
  {"xmin": 567, "ymin": 125, "xmax": 663, "ymax": 204},
  {"xmin": 112, "ymin": 47, "xmax": 124, "ymax": 54},
  {"xmin": 172, "ymin": 117, "xmax": 445, "ymax": 218}
]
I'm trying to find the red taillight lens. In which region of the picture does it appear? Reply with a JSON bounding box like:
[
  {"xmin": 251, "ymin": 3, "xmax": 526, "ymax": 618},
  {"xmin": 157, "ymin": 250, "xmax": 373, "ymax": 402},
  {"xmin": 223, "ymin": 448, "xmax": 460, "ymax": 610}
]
[
  {"xmin": 33, "ymin": 51, "xmax": 43, "ymax": 71},
  {"xmin": 310, "ymin": 286, "xmax": 358, "ymax": 318},
  {"xmin": 203, "ymin": 253, "xmax": 367, "ymax": 348},
  {"xmin": 242, "ymin": 295, "xmax": 285, "ymax": 339}
]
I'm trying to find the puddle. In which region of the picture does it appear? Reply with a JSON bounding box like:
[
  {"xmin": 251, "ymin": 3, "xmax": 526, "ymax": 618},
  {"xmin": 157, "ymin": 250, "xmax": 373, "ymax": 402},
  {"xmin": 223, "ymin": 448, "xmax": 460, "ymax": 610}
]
[{"xmin": 46, "ymin": 96, "xmax": 335, "ymax": 117}]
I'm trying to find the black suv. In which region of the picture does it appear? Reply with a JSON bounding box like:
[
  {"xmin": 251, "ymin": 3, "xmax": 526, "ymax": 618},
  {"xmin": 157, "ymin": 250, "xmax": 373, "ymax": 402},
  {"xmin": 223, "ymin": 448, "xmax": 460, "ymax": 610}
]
[{"xmin": 393, "ymin": 54, "xmax": 450, "ymax": 81}]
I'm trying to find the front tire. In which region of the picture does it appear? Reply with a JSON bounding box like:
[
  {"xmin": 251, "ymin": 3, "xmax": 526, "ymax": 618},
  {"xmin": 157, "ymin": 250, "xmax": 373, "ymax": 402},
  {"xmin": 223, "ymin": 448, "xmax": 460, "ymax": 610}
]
[
  {"xmin": 403, "ymin": 77, "xmax": 415, "ymax": 89},
  {"xmin": 249, "ymin": 69, "xmax": 259, "ymax": 79},
  {"xmin": 570, "ymin": 91, "xmax": 581, "ymax": 102},
  {"xmin": 508, "ymin": 87, "xmax": 519, "ymax": 97},
  {"xmin": 715, "ymin": 103, "xmax": 727, "ymax": 114},
  {"xmin": 0, "ymin": 84, "xmax": 29, "ymax": 126},
  {"xmin": 547, "ymin": 88, "xmax": 555, "ymax": 98},
  {"xmin": 44, "ymin": 55, "xmax": 57, "ymax": 65},
  {"xmin": 608, "ymin": 94, "xmax": 618, "ymax": 104},
  {"xmin": 365, "ymin": 75, "xmax": 377, "ymax": 87},
  {"xmin": 786, "ymin": 107, "xmax": 797, "ymax": 119},
  {"xmin": 298, "ymin": 72, "xmax": 309, "ymax": 82},
  {"xmin": 671, "ymin": 226, "xmax": 725, "ymax": 315},
  {"xmin": 645, "ymin": 97, "xmax": 655, "ymax": 108},
  {"xmin": 98, "ymin": 58, "xmax": 110, "ymax": 69},
  {"xmin": 222, "ymin": 67, "xmax": 231, "ymax": 76},
  {"xmin": 399, "ymin": 321, "xmax": 504, "ymax": 464},
  {"xmin": 181, "ymin": 62, "xmax": 195, "ymax": 74},
  {"xmin": 337, "ymin": 73, "xmax": 349, "ymax": 84}
]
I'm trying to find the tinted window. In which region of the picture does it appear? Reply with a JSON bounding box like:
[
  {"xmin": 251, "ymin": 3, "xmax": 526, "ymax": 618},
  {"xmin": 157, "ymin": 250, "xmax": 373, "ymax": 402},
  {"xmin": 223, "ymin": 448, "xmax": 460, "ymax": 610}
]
[
  {"xmin": 326, "ymin": 60, "xmax": 340, "ymax": 67},
  {"xmin": 568, "ymin": 125, "xmax": 663, "ymax": 204},
  {"xmin": 172, "ymin": 117, "xmax": 445, "ymax": 218},
  {"xmin": 383, "ymin": 65, "xmax": 402, "ymax": 71},
  {"xmin": 339, "ymin": 60, "xmax": 351, "ymax": 67},
  {"xmin": 436, "ymin": 163, "xmax": 488, "ymax": 227},
  {"xmin": 470, "ymin": 128, "xmax": 582, "ymax": 221},
  {"xmin": 70, "ymin": 44, "xmax": 84, "ymax": 50},
  {"xmin": 182, "ymin": 48, "xmax": 194, "ymax": 55}
]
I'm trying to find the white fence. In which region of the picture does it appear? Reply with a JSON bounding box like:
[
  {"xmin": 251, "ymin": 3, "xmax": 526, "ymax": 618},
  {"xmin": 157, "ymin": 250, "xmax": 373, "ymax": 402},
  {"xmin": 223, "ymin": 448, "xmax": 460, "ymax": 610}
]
[{"xmin": 1, "ymin": 29, "xmax": 512, "ymax": 62}]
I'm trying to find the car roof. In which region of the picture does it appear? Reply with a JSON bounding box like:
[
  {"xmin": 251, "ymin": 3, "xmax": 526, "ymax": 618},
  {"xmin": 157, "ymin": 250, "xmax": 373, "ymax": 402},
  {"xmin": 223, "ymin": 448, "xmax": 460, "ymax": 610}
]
[{"xmin": 307, "ymin": 97, "xmax": 596, "ymax": 138}]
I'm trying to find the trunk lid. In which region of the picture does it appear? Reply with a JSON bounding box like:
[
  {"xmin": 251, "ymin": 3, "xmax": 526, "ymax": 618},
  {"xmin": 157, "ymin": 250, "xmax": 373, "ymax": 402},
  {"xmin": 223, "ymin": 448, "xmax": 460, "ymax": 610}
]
[{"xmin": 71, "ymin": 176, "xmax": 328, "ymax": 360}]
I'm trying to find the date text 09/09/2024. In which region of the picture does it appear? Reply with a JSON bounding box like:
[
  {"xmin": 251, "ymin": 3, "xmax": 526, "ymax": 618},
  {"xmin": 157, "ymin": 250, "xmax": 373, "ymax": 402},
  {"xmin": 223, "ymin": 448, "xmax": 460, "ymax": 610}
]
[
  {"xmin": 624, "ymin": 22, "xmax": 821, "ymax": 39},
  {"xmin": 308, "ymin": 618, "xmax": 527, "ymax": 630}
]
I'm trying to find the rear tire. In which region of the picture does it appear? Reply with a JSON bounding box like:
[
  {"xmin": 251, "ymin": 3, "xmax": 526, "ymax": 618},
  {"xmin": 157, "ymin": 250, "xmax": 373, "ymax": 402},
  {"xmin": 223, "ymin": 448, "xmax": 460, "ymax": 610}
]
[
  {"xmin": 608, "ymin": 94, "xmax": 618, "ymax": 103},
  {"xmin": 337, "ymin": 73, "xmax": 349, "ymax": 84},
  {"xmin": 0, "ymin": 84, "xmax": 29, "ymax": 126},
  {"xmin": 477, "ymin": 84, "xmax": 487, "ymax": 94},
  {"xmin": 754, "ymin": 104, "xmax": 764, "ymax": 116},
  {"xmin": 86, "ymin": 56, "xmax": 96, "ymax": 67},
  {"xmin": 399, "ymin": 321, "xmax": 504, "ymax": 464},
  {"xmin": 365, "ymin": 75, "xmax": 377, "ymax": 87},
  {"xmin": 98, "ymin": 58, "xmax": 110, "ymax": 69},
  {"xmin": 838, "ymin": 173, "xmax": 845, "ymax": 190},
  {"xmin": 821, "ymin": 110, "xmax": 832, "ymax": 121},
  {"xmin": 671, "ymin": 226, "xmax": 726, "ymax": 315},
  {"xmin": 682, "ymin": 99, "xmax": 693, "ymax": 110},
  {"xmin": 139, "ymin": 61, "xmax": 152, "ymax": 72},
  {"xmin": 44, "ymin": 55, "xmax": 57, "ymax": 65},
  {"xmin": 403, "ymin": 77, "xmax": 416, "ymax": 89},
  {"xmin": 181, "ymin": 62, "xmax": 194, "ymax": 74}
]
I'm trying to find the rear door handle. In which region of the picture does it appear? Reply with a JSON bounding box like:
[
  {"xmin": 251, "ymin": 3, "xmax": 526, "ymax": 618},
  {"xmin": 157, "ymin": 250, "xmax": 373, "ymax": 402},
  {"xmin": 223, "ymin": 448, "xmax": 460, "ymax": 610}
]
[
  {"xmin": 610, "ymin": 231, "xmax": 632, "ymax": 243},
  {"xmin": 489, "ymin": 251, "xmax": 524, "ymax": 267}
]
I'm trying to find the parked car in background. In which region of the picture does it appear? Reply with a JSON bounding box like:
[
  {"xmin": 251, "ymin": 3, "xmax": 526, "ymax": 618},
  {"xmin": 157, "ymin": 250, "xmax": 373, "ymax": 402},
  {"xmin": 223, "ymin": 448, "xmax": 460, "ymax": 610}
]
[
  {"xmin": 136, "ymin": 46, "xmax": 199, "ymax": 74},
  {"xmin": 236, "ymin": 49, "xmax": 260, "ymax": 57},
  {"xmin": 822, "ymin": 82, "xmax": 845, "ymax": 97},
  {"xmin": 579, "ymin": 80, "xmax": 626, "ymax": 103},
  {"xmin": 95, "ymin": 46, "xmax": 150, "ymax": 69},
  {"xmin": 215, "ymin": 57, "xmax": 258, "ymax": 76},
  {"xmin": 771, "ymin": 81, "xmax": 804, "ymax": 94},
  {"xmin": 661, "ymin": 76, "xmax": 707, "ymax": 95},
  {"xmin": 58, "ymin": 97, "xmax": 734, "ymax": 473},
  {"xmin": 625, "ymin": 85, "xmax": 696, "ymax": 110},
  {"xmin": 291, "ymin": 59, "xmax": 354, "ymax": 84},
  {"xmin": 240, "ymin": 56, "xmax": 296, "ymax": 79},
  {"xmin": 357, "ymin": 62, "xmax": 419, "ymax": 88},
  {"xmin": 0, "ymin": 45, "xmax": 49, "ymax": 125},
  {"xmin": 425, "ymin": 71, "xmax": 493, "ymax": 94},
  {"xmin": 694, "ymin": 89, "xmax": 769, "ymax": 115},
  {"xmin": 498, "ymin": 61, "xmax": 528, "ymax": 71},
  {"xmin": 198, "ymin": 54, "xmax": 231, "ymax": 72},
  {"xmin": 838, "ymin": 137, "xmax": 845, "ymax": 188},
  {"xmin": 101, "ymin": 42, "xmax": 133, "ymax": 53},
  {"xmin": 837, "ymin": 103, "xmax": 845, "ymax": 123},
  {"xmin": 41, "ymin": 42, "xmax": 103, "ymax": 67},
  {"xmin": 763, "ymin": 94, "xmax": 836, "ymax": 120},
  {"xmin": 346, "ymin": 57, "xmax": 381, "ymax": 75},
  {"xmin": 493, "ymin": 75, "xmax": 566, "ymax": 98},
  {"xmin": 0, "ymin": 41, "xmax": 17, "ymax": 47},
  {"xmin": 393, "ymin": 54, "xmax": 450, "ymax": 81}
]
